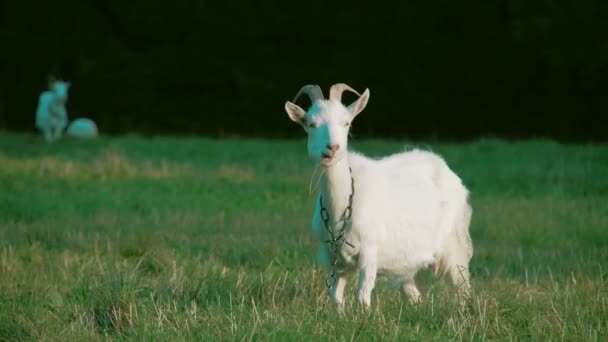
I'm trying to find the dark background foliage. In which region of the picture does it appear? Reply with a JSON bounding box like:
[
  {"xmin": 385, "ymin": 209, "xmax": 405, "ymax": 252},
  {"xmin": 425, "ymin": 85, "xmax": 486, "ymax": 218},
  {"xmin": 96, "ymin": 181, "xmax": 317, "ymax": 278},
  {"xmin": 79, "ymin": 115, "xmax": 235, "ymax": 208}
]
[{"xmin": 1, "ymin": 0, "xmax": 606, "ymax": 140}]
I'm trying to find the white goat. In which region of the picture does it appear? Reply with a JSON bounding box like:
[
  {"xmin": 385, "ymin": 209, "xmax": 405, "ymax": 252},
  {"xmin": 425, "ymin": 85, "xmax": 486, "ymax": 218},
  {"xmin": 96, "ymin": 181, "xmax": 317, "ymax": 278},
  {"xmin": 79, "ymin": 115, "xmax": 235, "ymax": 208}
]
[
  {"xmin": 35, "ymin": 80, "xmax": 70, "ymax": 143},
  {"xmin": 284, "ymin": 84, "xmax": 473, "ymax": 308},
  {"xmin": 67, "ymin": 118, "xmax": 99, "ymax": 138}
]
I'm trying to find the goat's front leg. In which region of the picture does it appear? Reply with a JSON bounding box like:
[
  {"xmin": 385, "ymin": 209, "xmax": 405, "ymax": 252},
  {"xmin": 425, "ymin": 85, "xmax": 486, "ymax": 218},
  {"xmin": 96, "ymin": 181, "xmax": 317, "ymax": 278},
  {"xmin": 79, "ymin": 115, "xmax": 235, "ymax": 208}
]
[
  {"xmin": 319, "ymin": 246, "xmax": 347, "ymax": 309},
  {"xmin": 43, "ymin": 127, "xmax": 53, "ymax": 143},
  {"xmin": 52, "ymin": 126, "xmax": 63, "ymax": 142},
  {"xmin": 330, "ymin": 275, "xmax": 347, "ymax": 310},
  {"xmin": 357, "ymin": 262, "xmax": 377, "ymax": 308}
]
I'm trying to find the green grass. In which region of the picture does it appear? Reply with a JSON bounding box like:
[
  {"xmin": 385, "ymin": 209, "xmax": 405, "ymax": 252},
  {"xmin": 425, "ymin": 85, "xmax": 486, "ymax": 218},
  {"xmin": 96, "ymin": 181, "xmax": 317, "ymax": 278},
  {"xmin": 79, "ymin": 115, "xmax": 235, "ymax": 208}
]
[{"xmin": 1, "ymin": 132, "xmax": 607, "ymax": 340}]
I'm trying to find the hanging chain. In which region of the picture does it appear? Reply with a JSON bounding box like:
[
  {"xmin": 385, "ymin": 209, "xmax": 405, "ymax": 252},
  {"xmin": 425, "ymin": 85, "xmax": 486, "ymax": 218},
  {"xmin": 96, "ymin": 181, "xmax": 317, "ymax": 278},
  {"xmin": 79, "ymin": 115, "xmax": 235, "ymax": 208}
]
[{"xmin": 320, "ymin": 167, "xmax": 355, "ymax": 289}]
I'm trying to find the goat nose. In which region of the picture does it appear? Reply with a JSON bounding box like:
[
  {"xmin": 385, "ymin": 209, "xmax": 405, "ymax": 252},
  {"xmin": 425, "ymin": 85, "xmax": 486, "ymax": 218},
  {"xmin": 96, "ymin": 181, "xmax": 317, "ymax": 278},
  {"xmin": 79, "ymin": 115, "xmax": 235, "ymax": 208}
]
[{"xmin": 327, "ymin": 144, "xmax": 340, "ymax": 152}]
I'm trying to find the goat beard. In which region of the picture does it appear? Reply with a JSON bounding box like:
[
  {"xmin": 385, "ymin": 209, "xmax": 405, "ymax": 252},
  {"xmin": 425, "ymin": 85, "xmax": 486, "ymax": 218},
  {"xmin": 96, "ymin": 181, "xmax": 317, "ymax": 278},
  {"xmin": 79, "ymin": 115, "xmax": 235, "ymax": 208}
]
[{"xmin": 308, "ymin": 164, "xmax": 326, "ymax": 196}]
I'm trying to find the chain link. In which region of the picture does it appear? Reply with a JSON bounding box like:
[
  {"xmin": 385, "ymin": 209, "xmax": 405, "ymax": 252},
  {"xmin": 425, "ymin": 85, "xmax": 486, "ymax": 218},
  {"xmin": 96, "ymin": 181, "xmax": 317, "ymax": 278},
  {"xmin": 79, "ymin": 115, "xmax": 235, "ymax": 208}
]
[{"xmin": 320, "ymin": 167, "xmax": 355, "ymax": 289}]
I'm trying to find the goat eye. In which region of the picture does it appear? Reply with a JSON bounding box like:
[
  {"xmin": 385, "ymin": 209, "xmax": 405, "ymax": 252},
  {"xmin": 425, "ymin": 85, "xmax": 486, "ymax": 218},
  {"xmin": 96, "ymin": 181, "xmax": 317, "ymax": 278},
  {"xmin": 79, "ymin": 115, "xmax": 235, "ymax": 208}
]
[
  {"xmin": 343, "ymin": 122, "xmax": 350, "ymax": 127},
  {"xmin": 308, "ymin": 122, "xmax": 318, "ymax": 128}
]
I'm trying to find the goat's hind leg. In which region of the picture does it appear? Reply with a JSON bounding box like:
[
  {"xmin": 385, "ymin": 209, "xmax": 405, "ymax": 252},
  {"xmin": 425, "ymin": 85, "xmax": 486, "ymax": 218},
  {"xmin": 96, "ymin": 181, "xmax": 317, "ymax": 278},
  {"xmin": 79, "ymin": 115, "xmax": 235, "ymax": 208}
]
[
  {"xmin": 447, "ymin": 262, "xmax": 471, "ymax": 306},
  {"xmin": 444, "ymin": 228, "xmax": 472, "ymax": 306}
]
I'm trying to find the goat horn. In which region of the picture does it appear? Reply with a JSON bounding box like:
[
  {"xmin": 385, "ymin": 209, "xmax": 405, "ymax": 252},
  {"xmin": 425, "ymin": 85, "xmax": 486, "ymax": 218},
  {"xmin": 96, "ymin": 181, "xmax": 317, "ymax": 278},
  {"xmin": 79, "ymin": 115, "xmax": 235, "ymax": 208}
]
[
  {"xmin": 293, "ymin": 84, "xmax": 324, "ymax": 105},
  {"xmin": 329, "ymin": 83, "xmax": 360, "ymax": 102}
]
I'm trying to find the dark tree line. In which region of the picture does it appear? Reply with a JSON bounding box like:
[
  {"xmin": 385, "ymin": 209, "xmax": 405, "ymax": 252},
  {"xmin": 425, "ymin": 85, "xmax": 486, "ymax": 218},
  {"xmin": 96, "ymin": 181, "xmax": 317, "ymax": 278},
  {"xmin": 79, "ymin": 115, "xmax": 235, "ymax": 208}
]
[{"xmin": 1, "ymin": 0, "xmax": 606, "ymax": 141}]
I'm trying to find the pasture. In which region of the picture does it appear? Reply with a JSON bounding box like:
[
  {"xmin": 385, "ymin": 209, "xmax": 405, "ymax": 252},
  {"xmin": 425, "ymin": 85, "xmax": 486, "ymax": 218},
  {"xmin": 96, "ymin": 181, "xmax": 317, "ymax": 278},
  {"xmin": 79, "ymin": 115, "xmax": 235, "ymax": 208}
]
[{"xmin": 0, "ymin": 133, "xmax": 606, "ymax": 340}]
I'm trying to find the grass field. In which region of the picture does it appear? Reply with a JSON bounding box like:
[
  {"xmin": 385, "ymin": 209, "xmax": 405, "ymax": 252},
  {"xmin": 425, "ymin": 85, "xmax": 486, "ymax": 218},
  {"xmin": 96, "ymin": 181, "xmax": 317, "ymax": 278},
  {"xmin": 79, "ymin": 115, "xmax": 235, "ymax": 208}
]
[{"xmin": 1, "ymin": 133, "xmax": 607, "ymax": 340}]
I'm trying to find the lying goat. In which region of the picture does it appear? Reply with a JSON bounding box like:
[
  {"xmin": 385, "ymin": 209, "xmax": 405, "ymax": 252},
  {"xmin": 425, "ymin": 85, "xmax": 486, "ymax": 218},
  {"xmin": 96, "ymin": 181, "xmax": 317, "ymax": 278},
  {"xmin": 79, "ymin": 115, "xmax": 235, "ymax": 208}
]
[
  {"xmin": 284, "ymin": 84, "xmax": 473, "ymax": 308},
  {"xmin": 67, "ymin": 118, "xmax": 99, "ymax": 138},
  {"xmin": 35, "ymin": 80, "xmax": 70, "ymax": 143}
]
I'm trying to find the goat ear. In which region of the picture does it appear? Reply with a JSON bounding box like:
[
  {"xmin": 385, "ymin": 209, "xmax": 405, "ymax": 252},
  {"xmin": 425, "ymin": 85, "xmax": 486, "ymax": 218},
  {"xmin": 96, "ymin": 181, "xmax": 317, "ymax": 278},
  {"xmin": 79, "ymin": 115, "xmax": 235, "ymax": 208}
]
[
  {"xmin": 347, "ymin": 88, "xmax": 370, "ymax": 116},
  {"xmin": 285, "ymin": 101, "xmax": 306, "ymax": 124}
]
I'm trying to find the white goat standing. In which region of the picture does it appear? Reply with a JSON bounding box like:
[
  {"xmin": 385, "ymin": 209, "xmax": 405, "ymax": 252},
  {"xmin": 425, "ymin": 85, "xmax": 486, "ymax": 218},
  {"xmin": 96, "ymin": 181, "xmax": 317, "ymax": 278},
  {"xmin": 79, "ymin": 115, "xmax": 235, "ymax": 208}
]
[
  {"xmin": 35, "ymin": 80, "xmax": 70, "ymax": 143},
  {"xmin": 284, "ymin": 84, "xmax": 473, "ymax": 308}
]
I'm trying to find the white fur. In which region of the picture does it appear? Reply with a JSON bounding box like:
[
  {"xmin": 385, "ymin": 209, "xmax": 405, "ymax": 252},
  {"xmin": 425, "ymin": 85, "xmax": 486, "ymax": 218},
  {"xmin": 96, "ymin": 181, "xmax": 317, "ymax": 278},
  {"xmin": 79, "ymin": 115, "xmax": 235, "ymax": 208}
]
[
  {"xmin": 67, "ymin": 118, "xmax": 99, "ymax": 138},
  {"xmin": 35, "ymin": 80, "xmax": 70, "ymax": 143},
  {"xmin": 285, "ymin": 84, "xmax": 473, "ymax": 308}
]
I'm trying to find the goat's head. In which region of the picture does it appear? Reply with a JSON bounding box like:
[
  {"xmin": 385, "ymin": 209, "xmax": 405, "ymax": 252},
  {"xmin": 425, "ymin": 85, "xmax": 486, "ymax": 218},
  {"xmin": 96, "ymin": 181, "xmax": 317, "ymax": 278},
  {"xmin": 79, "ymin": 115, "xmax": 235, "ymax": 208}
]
[
  {"xmin": 49, "ymin": 80, "xmax": 70, "ymax": 102},
  {"xmin": 285, "ymin": 83, "xmax": 369, "ymax": 166}
]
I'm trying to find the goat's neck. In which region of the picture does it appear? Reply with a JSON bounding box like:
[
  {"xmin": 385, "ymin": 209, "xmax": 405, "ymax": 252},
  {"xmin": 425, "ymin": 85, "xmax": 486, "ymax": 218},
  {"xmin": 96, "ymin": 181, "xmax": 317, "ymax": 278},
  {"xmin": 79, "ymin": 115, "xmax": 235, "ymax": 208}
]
[
  {"xmin": 50, "ymin": 92, "xmax": 67, "ymax": 106},
  {"xmin": 53, "ymin": 97, "xmax": 67, "ymax": 106},
  {"xmin": 320, "ymin": 157, "xmax": 352, "ymax": 222}
]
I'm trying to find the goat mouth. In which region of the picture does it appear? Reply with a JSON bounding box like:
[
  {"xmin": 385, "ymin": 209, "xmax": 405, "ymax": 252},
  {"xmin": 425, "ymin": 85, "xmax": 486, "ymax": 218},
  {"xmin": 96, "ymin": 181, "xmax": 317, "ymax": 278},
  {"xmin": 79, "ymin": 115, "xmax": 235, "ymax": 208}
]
[{"xmin": 321, "ymin": 153, "xmax": 335, "ymax": 164}]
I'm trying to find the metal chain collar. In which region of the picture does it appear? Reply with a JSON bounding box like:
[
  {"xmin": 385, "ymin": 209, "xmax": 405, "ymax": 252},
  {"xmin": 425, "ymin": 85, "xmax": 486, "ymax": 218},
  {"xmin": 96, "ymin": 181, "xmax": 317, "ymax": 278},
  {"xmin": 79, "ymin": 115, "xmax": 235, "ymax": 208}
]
[{"xmin": 319, "ymin": 167, "xmax": 355, "ymax": 289}]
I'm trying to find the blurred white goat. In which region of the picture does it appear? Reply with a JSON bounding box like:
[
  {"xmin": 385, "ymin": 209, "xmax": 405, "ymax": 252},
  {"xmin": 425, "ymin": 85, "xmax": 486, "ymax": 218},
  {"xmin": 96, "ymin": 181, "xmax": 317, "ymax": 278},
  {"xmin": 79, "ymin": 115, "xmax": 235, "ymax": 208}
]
[
  {"xmin": 67, "ymin": 118, "xmax": 99, "ymax": 138},
  {"xmin": 285, "ymin": 84, "xmax": 473, "ymax": 309},
  {"xmin": 35, "ymin": 79, "xmax": 70, "ymax": 143}
]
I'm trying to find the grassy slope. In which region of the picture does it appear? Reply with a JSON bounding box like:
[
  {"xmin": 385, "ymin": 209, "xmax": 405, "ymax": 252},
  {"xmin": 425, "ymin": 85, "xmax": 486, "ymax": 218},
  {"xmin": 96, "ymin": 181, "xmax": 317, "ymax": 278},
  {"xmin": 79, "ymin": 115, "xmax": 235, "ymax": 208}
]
[{"xmin": 0, "ymin": 133, "xmax": 607, "ymax": 340}]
